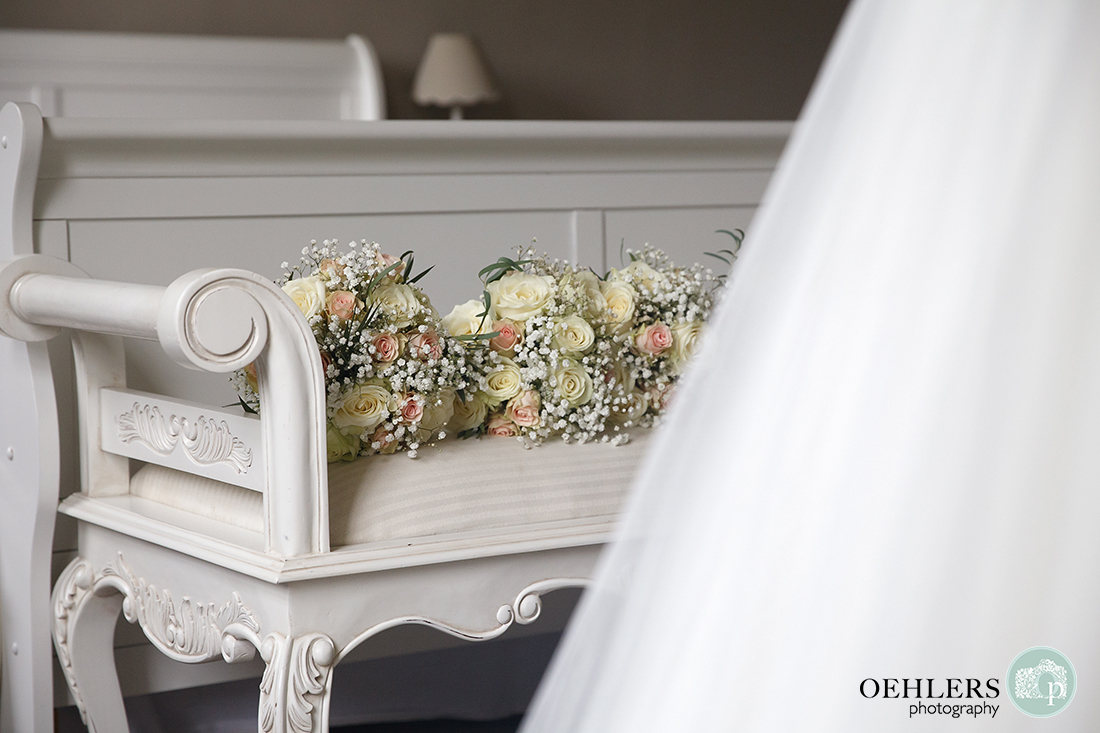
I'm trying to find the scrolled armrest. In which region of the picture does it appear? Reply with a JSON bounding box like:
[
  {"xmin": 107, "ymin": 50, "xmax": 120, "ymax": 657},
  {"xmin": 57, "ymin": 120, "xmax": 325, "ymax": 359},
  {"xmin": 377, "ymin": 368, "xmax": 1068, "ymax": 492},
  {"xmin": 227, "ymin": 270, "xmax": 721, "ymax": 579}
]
[{"xmin": 0, "ymin": 255, "xmax": 330, "ymax": 557}]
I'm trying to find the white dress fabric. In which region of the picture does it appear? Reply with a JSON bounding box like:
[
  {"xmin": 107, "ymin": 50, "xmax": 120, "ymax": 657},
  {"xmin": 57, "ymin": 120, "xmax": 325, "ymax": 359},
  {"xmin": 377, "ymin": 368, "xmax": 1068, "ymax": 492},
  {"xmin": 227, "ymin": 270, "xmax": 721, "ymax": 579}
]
[{"xmin": 521, "ymin": 1, "xmax": 1100, "ymax": 730}]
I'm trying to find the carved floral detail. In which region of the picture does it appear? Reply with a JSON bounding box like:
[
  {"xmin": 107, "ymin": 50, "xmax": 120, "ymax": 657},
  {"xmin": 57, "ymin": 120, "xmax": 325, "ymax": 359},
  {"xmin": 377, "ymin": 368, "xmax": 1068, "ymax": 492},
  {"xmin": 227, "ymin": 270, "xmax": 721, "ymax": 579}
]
[
  {"xmin": 116, "ymin": 402, "xmax": 253, "ymax": 473},
  {"xmin": 100, "ymin": 556, "xmax": 259, "ymax": 663},
  {"xmin": 52, "ymin": 559, "xmax": 94, "ymax": 726},
  {"xmin": 259, "ymin": 632, "xmax": 336, "ymax": 733}
]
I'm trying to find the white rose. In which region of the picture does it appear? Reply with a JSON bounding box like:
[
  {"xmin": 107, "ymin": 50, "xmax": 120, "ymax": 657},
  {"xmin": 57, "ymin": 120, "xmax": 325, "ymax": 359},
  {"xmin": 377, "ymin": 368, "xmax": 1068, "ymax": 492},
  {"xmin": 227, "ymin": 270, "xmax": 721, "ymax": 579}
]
[
  {"xmin": 331, "ymin": 382, "xmax": 391, "ymax": 435},
  {"xmin": 483, "ymin": 357, "xmax": 523, "ymax": 406},
  {"xmin": 610, "ymin": 389, "xmax": 649, "ymax": 424},
  {"xmin": 419, "ymin": 388, "xmax": 456, "ymax": 432},
  {"xmin": 487, "ymin": 272, "xmax": 555, "ymax": 321},
  {"xmin": 613, "ymin": 260, "xmax": 666, "ymax": 292},
  {"xmin": 599, "ymin": 280, "xmax": 636, "ymax": 330},
  {"xmin": 370, "ymin": 282, "xmax": 421, "ymax": 327},
  {"xmin": 282, "ymin": 276, "xmax": 327, "ymax": 320},
  {"xmin": 326, "ymin": 423, "xmax": 360, "ymax": 462},
  {"xmin": 552, "ymin": 315, "xmax": 596, "ymax": 355},
  {"xmin": 554, "ymin": 363, "xmax": 594, "ymax": 407},
  {"xmin": 562, "ymin": 270, "xmax": 607, "ymax": 319},
  {"xmin": 671, "ymin": 321, "xmax": 704, "ymax": 373},
  {"xmin": 605, "ymin": 360, "xmax": 636, "ymax": 394},
  {"xmin": 450, "ymin": 392, "xmax": 490, "ymax": 433},
  {"xmin": 442, "ymin": 299, "xmax": 494, "ymax": 338}
]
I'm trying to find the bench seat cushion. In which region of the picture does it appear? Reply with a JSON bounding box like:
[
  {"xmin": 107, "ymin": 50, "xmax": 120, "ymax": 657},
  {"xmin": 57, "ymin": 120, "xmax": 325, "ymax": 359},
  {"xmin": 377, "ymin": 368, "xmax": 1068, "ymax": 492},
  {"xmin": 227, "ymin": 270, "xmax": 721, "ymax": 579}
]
[{"xmin": 129, "ymin": 432, "xmax": 650, "ymax": 547}]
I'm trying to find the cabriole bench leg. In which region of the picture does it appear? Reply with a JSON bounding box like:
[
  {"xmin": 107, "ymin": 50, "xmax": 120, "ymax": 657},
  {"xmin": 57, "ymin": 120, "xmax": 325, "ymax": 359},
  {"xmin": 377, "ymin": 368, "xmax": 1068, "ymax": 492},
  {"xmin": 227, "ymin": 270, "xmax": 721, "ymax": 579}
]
[
  {"xmin": 258, "ymin": 632, "xmax": 337, "ymax": 733},
  {"xmin": 52, "ymin": 558, "xmax": 128, "ymax": 733}
]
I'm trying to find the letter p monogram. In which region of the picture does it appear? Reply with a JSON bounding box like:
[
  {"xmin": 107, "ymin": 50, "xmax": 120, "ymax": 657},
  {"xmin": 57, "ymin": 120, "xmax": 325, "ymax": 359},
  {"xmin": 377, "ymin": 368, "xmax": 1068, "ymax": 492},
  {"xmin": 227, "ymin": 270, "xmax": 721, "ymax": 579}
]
[{"xmin": 1048, "ymin": 682, "xmax": 1065, "ymax": 706}]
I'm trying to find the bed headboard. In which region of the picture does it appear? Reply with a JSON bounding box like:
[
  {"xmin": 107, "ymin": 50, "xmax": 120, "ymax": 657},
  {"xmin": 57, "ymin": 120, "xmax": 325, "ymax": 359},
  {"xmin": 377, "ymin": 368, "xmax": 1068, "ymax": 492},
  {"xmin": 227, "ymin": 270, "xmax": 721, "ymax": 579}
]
[{"xmin": 0, "ymin": 29, "xmax": 385, "ymax": 120}]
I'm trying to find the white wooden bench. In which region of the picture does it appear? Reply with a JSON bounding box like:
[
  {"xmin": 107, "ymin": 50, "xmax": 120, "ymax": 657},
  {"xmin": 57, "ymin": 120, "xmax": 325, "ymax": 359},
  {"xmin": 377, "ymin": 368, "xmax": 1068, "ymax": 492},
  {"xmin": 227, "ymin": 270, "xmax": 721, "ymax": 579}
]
[{"xmin": 0, "ymin": 101, "xmax": 789, "ymax": 732}]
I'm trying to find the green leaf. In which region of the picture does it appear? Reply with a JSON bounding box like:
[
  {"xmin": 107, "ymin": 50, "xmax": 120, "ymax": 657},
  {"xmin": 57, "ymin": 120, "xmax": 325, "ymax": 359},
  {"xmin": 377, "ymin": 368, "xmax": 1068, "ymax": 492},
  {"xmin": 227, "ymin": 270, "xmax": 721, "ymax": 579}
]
[
  {"xmin": 408, "ymin": 264, "xmax": 435, "ymax": 284},
  {"xmin": 399, "ymin": 250, "xmax": 415, "ymax": 280},
  {"xmin": 227, "ymin": 397, "xmax": 259, "ymax": 415},
  {"xmin": 478, "ymin": 256, "xmax": 533, "ymax": 285},
  {"xmin": 364, "ymin": 259, "xmax": 404, "ymax": 295},
  {"xmin": 715, "ymin": 229, "xmax": 745, "ymax": 256},
  {"xmin": 455, "ymin": 330, "xmax": 501, "ymax": 342}
]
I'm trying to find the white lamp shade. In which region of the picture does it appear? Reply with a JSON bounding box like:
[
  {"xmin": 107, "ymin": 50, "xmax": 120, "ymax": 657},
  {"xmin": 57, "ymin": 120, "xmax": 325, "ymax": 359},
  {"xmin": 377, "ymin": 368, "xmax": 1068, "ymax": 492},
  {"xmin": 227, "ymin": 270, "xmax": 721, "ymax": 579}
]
[{"xmin": 412, "ymin": 33, "xmax": 500, "ymax": 108}]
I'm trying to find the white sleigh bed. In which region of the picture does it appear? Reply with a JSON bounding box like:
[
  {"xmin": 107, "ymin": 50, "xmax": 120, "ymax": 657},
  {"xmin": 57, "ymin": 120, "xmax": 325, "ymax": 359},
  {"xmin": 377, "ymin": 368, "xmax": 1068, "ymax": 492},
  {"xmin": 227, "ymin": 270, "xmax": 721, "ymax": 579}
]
[{"xmin": 0, "ymin": 95, "xmax": 788, "ymax": 732}]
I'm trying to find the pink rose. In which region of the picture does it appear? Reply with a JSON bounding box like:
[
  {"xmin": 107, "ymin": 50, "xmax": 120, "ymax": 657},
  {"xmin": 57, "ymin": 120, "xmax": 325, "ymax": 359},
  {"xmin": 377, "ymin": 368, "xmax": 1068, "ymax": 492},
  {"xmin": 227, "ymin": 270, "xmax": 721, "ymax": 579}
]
[
  {"xmin": 634, "ymin": 322, "xmax": 673, "ymax": 356},
  {"xmin": 372, "ymin": 333, "xmax": 402, "ymax": 363},
  {"xmin": 409, "ymin": 330, "xmax": 443, "ymax": 360},
  {"xmin": 319, "ymin": 351, "xmax": 332, "ymax": 374},
  {"xmin": 397, "ymin": 393, "xmax": 424, "ymax": 424},
  {"xmin": 318, "ymin": 258, "xmax": 342, "ymax": 279},
  {"xmin": 326, "ymin": 290, "xmax": 357, "ymax": 321},
  {"xmin": 489, "ymin": 320, "xmax": 522, "ymax": 354},
  {"xmin": 244, "ymin": 362, "xmax": 259, "ymax": 391},
  {"xmin": 506, "ymin": 390, "xmax": 541, "ymax": 428},
  {"xmin": 376, "ymin": 252, "xmax": 406, "ymax": 278},
  {"xmin": 370, "ymin": 424, "xmax": 399, "ymax": 454},
  {"xmin": 486, "ymin": 414, "xmax": 518, "ymax": 437},
  {"xmin": 646, "ymin": 382, "xmax": 674, "ymax": 411}
]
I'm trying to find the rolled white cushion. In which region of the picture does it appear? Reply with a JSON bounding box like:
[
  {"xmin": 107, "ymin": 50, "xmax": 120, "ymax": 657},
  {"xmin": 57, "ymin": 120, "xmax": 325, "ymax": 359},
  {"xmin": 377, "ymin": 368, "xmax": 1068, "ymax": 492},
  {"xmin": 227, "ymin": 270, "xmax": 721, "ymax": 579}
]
[{"xmin": 129, "ymin": 432, "xmax": 649, "ymax": 547}]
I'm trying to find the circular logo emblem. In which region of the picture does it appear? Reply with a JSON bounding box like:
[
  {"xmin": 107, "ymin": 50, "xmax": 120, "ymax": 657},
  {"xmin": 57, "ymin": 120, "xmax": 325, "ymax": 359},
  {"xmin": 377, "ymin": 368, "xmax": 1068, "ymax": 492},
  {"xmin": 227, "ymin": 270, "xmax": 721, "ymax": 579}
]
[{"xmin": 1007, "ymin": 647, "xmax": 1076, "ymax": 717}]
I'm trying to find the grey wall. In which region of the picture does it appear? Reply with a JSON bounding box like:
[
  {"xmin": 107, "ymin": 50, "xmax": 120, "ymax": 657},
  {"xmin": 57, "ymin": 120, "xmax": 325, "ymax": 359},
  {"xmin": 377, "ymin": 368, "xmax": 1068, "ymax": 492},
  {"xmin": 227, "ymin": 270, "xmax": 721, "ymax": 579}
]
[{"xmin": 2, "ymin": 0, "xmax": 849, "ymax": 121}]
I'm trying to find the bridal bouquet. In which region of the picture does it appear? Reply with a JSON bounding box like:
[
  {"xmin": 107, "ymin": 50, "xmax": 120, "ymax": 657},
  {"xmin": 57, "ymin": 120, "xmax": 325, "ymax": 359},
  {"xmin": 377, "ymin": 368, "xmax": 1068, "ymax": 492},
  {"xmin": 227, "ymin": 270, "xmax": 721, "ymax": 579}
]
[
  {"xmin": 235, "ymin": 239, "xmax": 484, "ymax": 461},
  {"xmin": 443, "ymin": 239, "xmax": 734, "ymax": 445}
]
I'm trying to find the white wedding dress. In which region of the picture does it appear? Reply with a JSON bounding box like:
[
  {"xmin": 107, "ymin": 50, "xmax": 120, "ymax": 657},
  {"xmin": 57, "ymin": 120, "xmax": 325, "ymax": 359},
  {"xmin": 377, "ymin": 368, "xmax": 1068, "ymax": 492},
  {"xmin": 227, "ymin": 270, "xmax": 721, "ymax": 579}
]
[{"xmin": 521, "ymin": 1, "xmax": 1100, "ymax": 730}]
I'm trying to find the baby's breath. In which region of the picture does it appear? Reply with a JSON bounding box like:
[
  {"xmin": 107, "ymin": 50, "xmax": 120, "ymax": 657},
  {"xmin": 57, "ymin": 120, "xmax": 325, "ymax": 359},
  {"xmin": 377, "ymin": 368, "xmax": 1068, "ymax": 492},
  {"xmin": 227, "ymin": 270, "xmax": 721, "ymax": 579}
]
[{"xmin": 236, "ymin": 239, "xmax": 480, "ymax": 461}]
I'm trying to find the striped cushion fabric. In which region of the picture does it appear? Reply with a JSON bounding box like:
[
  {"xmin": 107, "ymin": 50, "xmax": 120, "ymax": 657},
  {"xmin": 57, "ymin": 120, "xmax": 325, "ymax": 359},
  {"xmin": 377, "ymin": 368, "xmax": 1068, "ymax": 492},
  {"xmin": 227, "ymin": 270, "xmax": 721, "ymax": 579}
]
[{"xmin": 129, "ymin": 432, "xmax": 649, "ymax": 547}]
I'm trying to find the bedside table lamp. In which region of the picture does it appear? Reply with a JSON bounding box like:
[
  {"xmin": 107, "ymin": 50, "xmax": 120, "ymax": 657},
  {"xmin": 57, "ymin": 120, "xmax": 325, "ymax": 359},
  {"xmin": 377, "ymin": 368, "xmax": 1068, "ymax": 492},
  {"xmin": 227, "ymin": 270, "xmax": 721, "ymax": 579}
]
[{"xmin": 413, "ymin": 33, "xmax": 500, "ymax": 119}]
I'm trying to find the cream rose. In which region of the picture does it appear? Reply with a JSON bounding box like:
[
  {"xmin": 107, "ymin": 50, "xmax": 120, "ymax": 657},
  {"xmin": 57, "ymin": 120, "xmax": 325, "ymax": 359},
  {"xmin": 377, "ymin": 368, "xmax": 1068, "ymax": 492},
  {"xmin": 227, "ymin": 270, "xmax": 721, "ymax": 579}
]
[
  {"xmin": 610, "ymin": 389, "xmax": 649, "ymax": 424},
  {"xmin": 600, "ymin": 280, "xmax": 636, "ymax": 329},
  {"xmin": 552, "ymin": 315, "xmax": 596, "ymax": 355},
  {"xmin": 506, "ymin": 390, "xmax": 541, "ymax": 428},
  {"xmin": 420, "ymin": 389, "xmax": 456, "ymax": 432},
  {"xmin": 487, "ymin": 272, "xmax": 555, "ymax": 321},
  {"xmin": 634, "ymin": 322, "xmax": 673, "ymax": 356},
  {"xmin": 483, "ymin": 358, "xmax": 523, "ymax": 405},
  {"xmin": 442, "ymin": 299, "xmax": 494, "ymax": 338},
  {"xmin": 283, "ymin": 276, "xmax": 327, "ymax": 320},
  {"xmin": 326, "ymin": 423, "xmax": 360, "ymax": 462},
  {"xmin": 554, "ymin": 363, "xmax": 594, "ymax": 407},
  {"xmin": 369, "ymin": 282, "xmax": 420, "ymax": 327},
  {"xmin": 671, "ymin": 320, "xmax": 704, "ymax": 372},
  {"xmin": 603, "ymin": 361, "xmax": 636, "ymax": 394},
  {"xmin": 575, "ymin": 270, "xmax": 608, "ymax": 319},
  {"xmin": 614, "ymin": 260, "xmax": 666, "ymax": 292},
  {"xmin": 332, "ymin": 382, "xmax": 391, "ymax": 434},
  {"xmin": 450, "ymin": 392, "xmax": 490, "ymax": 433}
]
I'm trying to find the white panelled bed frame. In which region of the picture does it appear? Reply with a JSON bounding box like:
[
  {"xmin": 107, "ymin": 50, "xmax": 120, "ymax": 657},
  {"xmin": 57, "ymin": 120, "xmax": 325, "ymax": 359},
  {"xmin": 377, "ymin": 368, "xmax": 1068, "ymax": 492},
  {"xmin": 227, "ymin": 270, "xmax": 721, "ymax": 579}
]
[
  {"xmin": 0, "ymin": 101, "xmax": 789, "ymax": 732},
  {"xmin": 0, "ymin": 29, "xmax": 385, "ymax": 122}
]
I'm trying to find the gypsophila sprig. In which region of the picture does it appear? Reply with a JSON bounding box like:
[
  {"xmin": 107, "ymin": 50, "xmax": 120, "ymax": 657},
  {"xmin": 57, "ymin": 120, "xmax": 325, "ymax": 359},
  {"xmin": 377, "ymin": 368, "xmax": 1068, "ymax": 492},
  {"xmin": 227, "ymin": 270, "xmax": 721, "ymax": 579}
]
[
  {"xmin": 443, "ymin": 242, "xmax": 728, "ymax": 446},
  {"xmin": 234, "ymin": 239, "xmax": 487, "ymax": 461}
]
